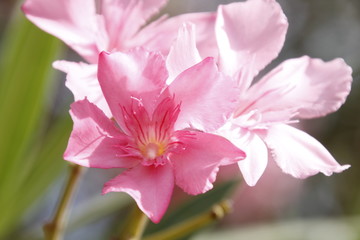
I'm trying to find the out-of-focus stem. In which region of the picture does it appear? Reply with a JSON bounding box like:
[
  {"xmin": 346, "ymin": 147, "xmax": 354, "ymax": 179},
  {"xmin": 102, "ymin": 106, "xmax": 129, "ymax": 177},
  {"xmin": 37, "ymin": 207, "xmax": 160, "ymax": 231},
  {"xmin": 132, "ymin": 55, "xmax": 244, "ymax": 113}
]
[
  {"xmin": 118, "ymin": 204, "xmax": 149, "ymax": 240},
  {"xmin": 144, "ymin": 200, "xmax": 232, "ymax": 240},
  {"xmin": 43, "ymin": 164, "xmax": 83, "ymax": 240}
]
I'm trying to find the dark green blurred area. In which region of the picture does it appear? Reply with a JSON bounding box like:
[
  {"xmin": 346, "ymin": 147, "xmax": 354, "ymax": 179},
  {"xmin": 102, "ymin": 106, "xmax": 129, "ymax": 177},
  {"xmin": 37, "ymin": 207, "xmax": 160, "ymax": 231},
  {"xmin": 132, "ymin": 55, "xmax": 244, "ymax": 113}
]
[{"xmin": 0, "ymin": 0, "xmax": 359, "ymax": 239}]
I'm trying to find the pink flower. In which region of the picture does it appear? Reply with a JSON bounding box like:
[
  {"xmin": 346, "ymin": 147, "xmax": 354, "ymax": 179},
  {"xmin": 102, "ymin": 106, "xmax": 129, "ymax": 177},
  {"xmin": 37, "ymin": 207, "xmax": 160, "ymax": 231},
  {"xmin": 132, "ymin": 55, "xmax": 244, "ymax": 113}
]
[
  {"xmin": 215, "ymin": 0, "xmax": 352, "ymax": 185},
  {"xmin": 166, "ymin": 0, "xmax": 352, "ymax": 186},
  {"xmin": 22, "ymin": 0, "xmax": 217, "ymax": 116},
  {"xmin": 63, "ymin": 48, "xmax": 245, "ymax": 223}
]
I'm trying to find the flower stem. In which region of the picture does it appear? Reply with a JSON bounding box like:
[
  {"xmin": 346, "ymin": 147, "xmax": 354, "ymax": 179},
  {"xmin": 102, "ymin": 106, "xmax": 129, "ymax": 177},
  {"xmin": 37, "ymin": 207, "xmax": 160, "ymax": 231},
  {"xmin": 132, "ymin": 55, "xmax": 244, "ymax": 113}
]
[
  {"xmin": 144, "ymin": 200, "xmax": 232, "ymax": 240},
  {"xmin": 118, "ymin": 204, "xmax": 149, "ymax": 240},
  {"xmin": 43, "ymin": 164, "xmax": 83, "ymax": 240}
]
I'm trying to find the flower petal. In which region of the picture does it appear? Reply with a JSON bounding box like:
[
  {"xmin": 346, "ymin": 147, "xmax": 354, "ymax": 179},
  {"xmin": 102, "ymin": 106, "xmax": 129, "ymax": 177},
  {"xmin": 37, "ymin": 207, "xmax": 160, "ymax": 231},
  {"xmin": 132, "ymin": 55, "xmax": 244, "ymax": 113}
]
[
  {"xmin": 22, "ymin": 0, "xmax": 99, "ymax": 62},
  {"xmin": 167, "ymin": 57, "xmax": 239, "ymax": 131},
  {"xmin": 216, "ymin": 0, "xmax": 288, "ymax": 87},
  {"xmin": 97, "ymin": 49, "xmax": 168, "ymax": 131},
  {"xmin": 240, "ymin": 56, "xmax": 352, "ymax": 121},
  {"xmin": 134, "ymin": 0, "xmax": 168, "ymax": 20},
  {"xmin": 218, "ymin": 123, "xmax": 268, "ymax": 186},
  {"xmin": 53, "ymin": 60, "xmax": 112, "ymax": 117},
  {"xmin": 171, "ymin": 131, "xmax": 245, "ymax": 195},
  {"xmin": 102, "ymin": 164, "xmax": 174, "ymax": 223},
  {"xmin": 265, "ymin": 124, "xmax": 350, "ymax": 178},
  {"xmin": 132, "ymin": 12, "xmax": 217, "ymax": 58},
  {"xmin": 166, "ymin": 22, "xmax": 202, "ymax": 84},
  {"xmin": 64, "ymin": 99, "xmax": 138, "ymax": 169},
  {"xmin": 237, "ymin": 132, "xmax": 268, "ymax": 187},
  {"xmin": 99, "ymin": 0, "xmax": 167, "ymax": 50}
]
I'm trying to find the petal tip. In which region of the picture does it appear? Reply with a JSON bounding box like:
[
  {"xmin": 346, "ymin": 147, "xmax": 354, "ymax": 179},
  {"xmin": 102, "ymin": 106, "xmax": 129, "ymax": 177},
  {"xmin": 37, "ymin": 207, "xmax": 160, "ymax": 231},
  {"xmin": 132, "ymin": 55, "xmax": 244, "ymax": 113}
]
[
  {"xmin": 334, "ymin": 164, "xmax": 351, "ymax": 173},
  {"xmin": 101, "ymin": 185, "xmax": 113, "ymax": 195}
]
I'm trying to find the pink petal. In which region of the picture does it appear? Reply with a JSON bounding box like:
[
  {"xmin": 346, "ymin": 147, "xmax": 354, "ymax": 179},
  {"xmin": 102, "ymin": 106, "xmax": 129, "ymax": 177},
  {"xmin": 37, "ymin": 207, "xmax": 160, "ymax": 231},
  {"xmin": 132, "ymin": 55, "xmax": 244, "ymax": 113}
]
[
  {"xmin": 97, "ymin": 49, "xmax": 168, "ymax": 131},
  {"xmin": 133, "ymin": 0, "xmax": 167, "ymax": 20},
  {"xmin": 22, "ymin": 0, "xmax": 99, "ymax": 62},
  {"xmin": 240, "ymin": 57, "xmax": 352, "ymax": 121},
  {"xmin": 167, "ymin": 57, "xmax": 239, "ymax": 131},
  {"xmin": 216, "ymin": 0, "xmax": 288, "ymax": 88},
  {"xmin": 64, "ymin": 99, "xmax": 139, "ymax": 169},
  {"xmin": 132, "ymin": 12, "xmax": 217, "ymax": 58},
  {"xmin": 53, "ymin": 60, "xmax": 111, "ymax": 117},
  {"xmin": 218, "ymin": 123, "xmax": 268, "ymax": 186},
  {"xmin": 265, "ymin": 124, "xmax": 350, "ymax": 178},
  {"xmin": 237, "ymin": 132, "xmax": 268, "ymax": 187},
  {"xmin": 171, "ymin": 131, "xmax": 245, "ymax": 195},
  {"xmin": 99, "ymin": 0, "xmax": 167, "ymax": 50},
  {"xmin": 166, "ymin": 22, "xmax": 202, "ymax": 84},
  {"xmin": 102, "ymin": 164, "xmax": 174, "ymax": 223}
]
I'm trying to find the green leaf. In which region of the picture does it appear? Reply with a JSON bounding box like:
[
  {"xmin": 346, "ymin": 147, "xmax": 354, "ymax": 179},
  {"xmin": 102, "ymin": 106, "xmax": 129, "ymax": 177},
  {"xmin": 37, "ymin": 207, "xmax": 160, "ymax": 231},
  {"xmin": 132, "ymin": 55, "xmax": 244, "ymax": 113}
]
[
  {"xmin": 0, "ymin": 3, "xmax": 66, "ymax": 238},
  {"xmin": 68, "ymin": 194, "xmax": 131, "ymax": 232},
  {"xmin": 192, "ymin": 216, "xmax": 360, "ymax": 240},
  {"xmin": 16, "ymin": 189, "xmax": 132, "ymax": 240}
]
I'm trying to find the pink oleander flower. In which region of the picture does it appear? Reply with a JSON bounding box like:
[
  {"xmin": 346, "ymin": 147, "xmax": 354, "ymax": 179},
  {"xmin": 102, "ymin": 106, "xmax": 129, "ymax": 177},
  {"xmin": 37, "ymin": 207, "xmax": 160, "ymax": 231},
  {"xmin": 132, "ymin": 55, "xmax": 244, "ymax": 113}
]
[
  {"xmin": 167, "ymin": 0, "xmax": 352, "ymax": 186},
  {"xmin": 215, "ymin": 0, "xmax": 352, "ymax": 185},
  {"xmin": 63, "ymin": 48, "xmax": 245, "ymax": 222},
  {"xmin": 22, "ymin": 0, "xmax": 217, "ymax": 116}
]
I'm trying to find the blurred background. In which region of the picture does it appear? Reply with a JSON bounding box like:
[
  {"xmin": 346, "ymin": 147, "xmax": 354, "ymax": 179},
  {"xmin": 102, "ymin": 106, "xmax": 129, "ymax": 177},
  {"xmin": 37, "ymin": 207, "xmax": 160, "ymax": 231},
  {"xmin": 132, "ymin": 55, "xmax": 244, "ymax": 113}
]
[{"xmin": 0, "ymin": 0, "xmax": 359, "ymax": 239}]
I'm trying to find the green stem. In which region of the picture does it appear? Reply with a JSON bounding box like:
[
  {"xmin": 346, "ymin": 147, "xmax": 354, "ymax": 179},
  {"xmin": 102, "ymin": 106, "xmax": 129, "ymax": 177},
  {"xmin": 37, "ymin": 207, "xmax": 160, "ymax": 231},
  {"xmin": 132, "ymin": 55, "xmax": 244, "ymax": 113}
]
[
  {"xmin": 144, "ymin": 200, "xmax": 232, "ymax": 240},
  {"xmin": 43, "ymin": 164, "xmax": 83, "ymax": 240},
  {"xmin": 118, "ymin": 204, "xmax": 149, "ymax": 240}
]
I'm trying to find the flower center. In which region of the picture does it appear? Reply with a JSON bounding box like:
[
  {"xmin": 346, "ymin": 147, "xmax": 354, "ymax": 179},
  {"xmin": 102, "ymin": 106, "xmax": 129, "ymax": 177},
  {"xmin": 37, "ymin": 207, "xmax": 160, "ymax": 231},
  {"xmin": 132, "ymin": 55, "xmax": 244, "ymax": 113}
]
[
  {"xmin": 120, "ymin": 97, "xmax": 181, "ymax": 166},
  {"xmin": 141, "ymin": 142, "xmax": 165, "ymax": 159}
]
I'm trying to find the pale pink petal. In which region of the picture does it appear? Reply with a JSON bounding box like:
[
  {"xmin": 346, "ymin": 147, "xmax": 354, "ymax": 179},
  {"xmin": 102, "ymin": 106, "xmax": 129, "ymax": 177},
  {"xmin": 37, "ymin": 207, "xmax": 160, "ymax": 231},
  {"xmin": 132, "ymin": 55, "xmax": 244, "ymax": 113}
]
[
  {"xmin": 239, "ymin": 57, "xmax": 352, "ymax": 121},
  {"xmin": 100, "ymin": 0, "xmax": 167, "ymax": 50},
  {"xmin": 265, "ymin": 124, "xmax": 350, "ymax": 178},
  {"xmin": 135, "ymin": 0, "xmax": 168, "ymax": 20},
  {"xmin": 166, "ymin": 22, "xmax": 202, "ymax": 84},
  {"xmin": 64, "ymin": 99, "xmax": 139, "ymax": 169},
  {"xmin": 238, "ymin": 133, "xmax": 268, "ymax": 187},
  {"xmin": 22, "ymin": 0, "xmax": 99, "ymax": 62},
  {"xmin": 53, "ymin": 60, "xmax": 111, "ymax": 117},
  {"xmin": 171, "ymin": 131, "xmax": 245, "ymax": 195},
  {"xmin": 132, "ymin": 12, "xmax": 217, "ymax": 58},
  {"xmin": 102, "ymin": 164, "xmax": 174, "ymax": 223},
  {"xmin": 167, "ymin": 57, "xmax": 239, "ymax": 131},
  {"xmin": 216, "ymin": 0, "xmax": 288, "ymax": 87},
  {"xmin": 97, "ymin": 49, "xmax": 168, "ymax": 131},
  {"xmin": 218, "ymin": 123, "xmax": 268, "ymax": 186}
]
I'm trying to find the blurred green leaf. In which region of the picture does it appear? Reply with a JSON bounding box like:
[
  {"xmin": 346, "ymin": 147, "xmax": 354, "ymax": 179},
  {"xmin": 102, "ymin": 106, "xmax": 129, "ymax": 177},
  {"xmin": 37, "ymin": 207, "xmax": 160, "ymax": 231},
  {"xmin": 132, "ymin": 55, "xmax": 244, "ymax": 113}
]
[
  {"xmin": 193, "ymin": 216, "xmax": 360, "ymax": 240},
  {"xmin": 18, "ymin": 115, "xmax": 71, "ymax": 213},
  {"xmin": 68, "ymin": 193, "xmax": 131, "ymax": 231},
  {"xmin": 16, "ymin": 193, "xmax": 131, "ymax": 240},
  {"xmin": 0, "ymin": 2, "xmax": 67, "ymax": 238}
]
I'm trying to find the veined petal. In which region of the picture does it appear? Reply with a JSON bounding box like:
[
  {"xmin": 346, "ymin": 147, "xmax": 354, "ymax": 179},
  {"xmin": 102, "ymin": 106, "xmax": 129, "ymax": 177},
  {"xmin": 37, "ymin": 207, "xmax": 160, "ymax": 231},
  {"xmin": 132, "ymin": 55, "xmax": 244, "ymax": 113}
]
[
  {"xmin": 167, "ymin": 57, "xmax": 239, "ymax": 131},
  {"xmin": 240, "ymin": 57, "xmax": 352, "ymax": 121},
  {"xmin": 64, "ymin": 99, "xmax": 138, "ymax": 169},
  {"xmin": 218, "ymin": 123, "xmax": 268, "ymax": 186},
  {"xmin": 22, "ymin": 0, "xmax": 99, "ymax": 62},
  {"xmin": 216, "ymin": 0, "xmax": 288, "ymax": 87},
  {"xmin": 53, "ymin": 60, "xmax": 111, "ymax": 117},
  {"xmin": 166, "ymin": 22, "xmax": 202, "ymax": 84},
  {"xmin": 265, "ymin": 124, "xmax": 350, "ymax": 178},
  {"xmin": 171, "ymin": 131, "xmax": 245, "ymax": 195},
  {"xmin": 97, "ymin": 49, "xmax": 168, "ymax": 131},
  {"xmin": 132, "ymin": 12, "xmax": 217, "ymax": 58},
  {"xmin": 100, "ymin": 0, "xmax": 167, "ymax": 50},
  {"xmin": 102, "ymin": 164, "xmax": 174, "ymax": 223}
]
